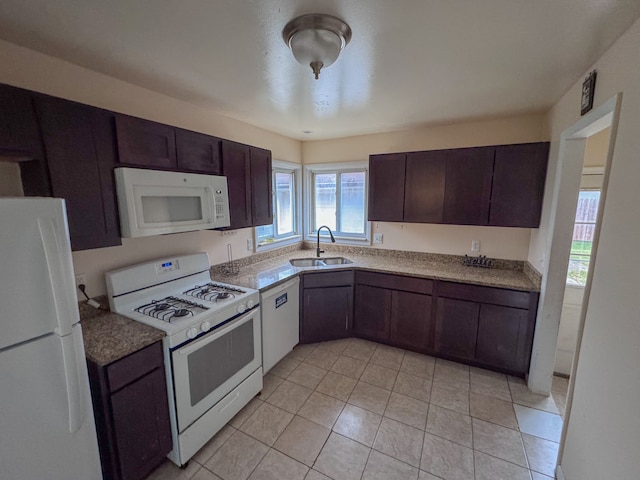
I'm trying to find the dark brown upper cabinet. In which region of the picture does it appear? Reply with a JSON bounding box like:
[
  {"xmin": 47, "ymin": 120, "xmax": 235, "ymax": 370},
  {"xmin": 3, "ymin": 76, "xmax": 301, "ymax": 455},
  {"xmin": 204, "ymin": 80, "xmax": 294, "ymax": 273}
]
[
  {"xmin": 220, "ymin": 140, "xmax": 273, "ymax": 229},
  {"xmin": 368, "ymin": 142, "xmax": 549, "ymax": 228},
  {"xmin": 34, "ymin": 96, "xmax": 121, "ymax": 251},
  {"xmin": 489, "ymin": 143, "xmax": 550, "ymax": 227},
  {"xmin": 443, "ymin": 146, "xmax": 494, "ymax": 225},
  {"xmin": 0, "ymin": 84, "xmax": 42, "ymax": 159},
  {"xmin": 175, "ymin": 128, "xmax": 222, "ymax": 174},
  {"xmin": 249, "ymin": 146, "xmax": 273, "ymax": 227},
  {"xmin": 115, "ymin": 114, "xmax": 177, "ymax": 169},
  {"xmin": 368, "ymin": 153, "xmax": 406, "ymax": 221},
  {"xmin": 404, "ymin": 150, "xmax": 446, "ymax": 223},
  {"xmin": 221, "ymin": 140, "xmax": 252, "ymax": 229}
]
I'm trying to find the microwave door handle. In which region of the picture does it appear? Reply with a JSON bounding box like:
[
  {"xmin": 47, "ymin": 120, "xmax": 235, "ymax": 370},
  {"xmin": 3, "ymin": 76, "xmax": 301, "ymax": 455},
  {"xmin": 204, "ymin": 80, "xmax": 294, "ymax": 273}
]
[{"xmin": 206, "ymin": 186, "xmax": 215, "ymax": 223}]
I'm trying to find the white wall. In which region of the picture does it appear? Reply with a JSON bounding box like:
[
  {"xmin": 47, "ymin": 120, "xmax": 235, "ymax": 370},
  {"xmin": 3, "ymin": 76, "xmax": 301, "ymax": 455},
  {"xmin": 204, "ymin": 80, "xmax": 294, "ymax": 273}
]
[
  {"xmin": 0, "ymin": 39, "xmax": 302, "ymax": 297},
  {"xmin": 534, "ymin": 17, "xmax": 640, "ymax": 480},
  {"xmin": 554, "ymin": 285, "xmax": 583, "ymax": 376},
  {"xmin": 304, "ymin": 113, "xmax": 547, "ymax": 259}
]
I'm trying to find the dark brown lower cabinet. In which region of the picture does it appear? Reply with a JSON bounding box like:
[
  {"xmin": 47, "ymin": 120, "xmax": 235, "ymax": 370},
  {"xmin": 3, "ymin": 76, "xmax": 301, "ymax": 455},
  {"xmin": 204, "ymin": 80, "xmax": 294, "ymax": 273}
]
[
  {"xmin": 300, "ymin": 271, "xmax": 354, "ymax": 343},
  {"xmin": 434, "ymin": 297, "xmax": 480, "ymax": 361},
  {"xmin": 353, "ymin": 285, "xmax": 391, "ymax": 342},
  {"xmin": 435, "ymin": 282, "xmax": 538, "ymax": 374},
  {"xmin": 476, "ymin": 303, "xmax": 535, "ymax": 372},
  {"xmin": 353, "ymin": 271, "xmax": 434, "ymax": 353},
  {"xmin": 87, "ymin": 342, "xmax": 172, "ymax": 480},
  {"xmin": 390, "ymin": 290, "xmax": 433, "ymax": 352},
  {"xmin": 299, "ymin": 269, "xmax": 538, "ymax": 376}
]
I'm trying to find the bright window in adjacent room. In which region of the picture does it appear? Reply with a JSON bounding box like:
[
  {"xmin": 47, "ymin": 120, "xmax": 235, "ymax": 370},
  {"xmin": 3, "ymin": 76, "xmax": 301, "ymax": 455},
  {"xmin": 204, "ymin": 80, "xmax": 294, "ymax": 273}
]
[
  {"xmin": 305, "ymin": 162, "xmax": 369, "ymax": 243},
  {"xmin": 567, "ymin": 189, "xmax": 601, "ymax": 286},
  {"xmin": 255, "ymin": 161, "xmax": 301, "ymax": 250}
]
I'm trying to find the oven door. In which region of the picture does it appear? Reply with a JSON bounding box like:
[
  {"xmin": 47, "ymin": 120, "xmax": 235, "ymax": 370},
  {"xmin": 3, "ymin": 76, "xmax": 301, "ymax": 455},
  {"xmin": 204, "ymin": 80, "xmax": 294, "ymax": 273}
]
[{"xmin": 171, "ymin": 307, "xmax": 261, "ymax": 433}]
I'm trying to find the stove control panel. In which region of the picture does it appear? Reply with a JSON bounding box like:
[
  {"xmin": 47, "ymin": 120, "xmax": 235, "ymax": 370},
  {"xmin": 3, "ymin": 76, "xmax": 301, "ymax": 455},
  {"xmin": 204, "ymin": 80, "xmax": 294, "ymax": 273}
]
[{"xmin": 155, "ymin": 259, "xmax": 180, "ymax": 275}]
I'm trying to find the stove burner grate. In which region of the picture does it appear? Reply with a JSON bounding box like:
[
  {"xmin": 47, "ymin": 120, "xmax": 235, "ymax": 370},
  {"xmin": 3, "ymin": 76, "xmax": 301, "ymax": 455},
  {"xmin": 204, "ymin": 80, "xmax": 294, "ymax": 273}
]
[
  {"xmin": 135, "ymin": 296, "xmax": 208, "ymax": 323},
  {"xmin": 183, "ymin": 283, "xmax": 246, "ymax": 302}
]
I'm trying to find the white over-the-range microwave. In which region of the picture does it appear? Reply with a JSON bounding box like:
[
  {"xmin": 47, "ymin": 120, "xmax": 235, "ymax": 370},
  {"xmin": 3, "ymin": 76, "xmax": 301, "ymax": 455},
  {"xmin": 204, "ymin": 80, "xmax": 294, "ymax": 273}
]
[{"xmin": 115, "ymin": 167, "xmax": 231, "ymax": 238}]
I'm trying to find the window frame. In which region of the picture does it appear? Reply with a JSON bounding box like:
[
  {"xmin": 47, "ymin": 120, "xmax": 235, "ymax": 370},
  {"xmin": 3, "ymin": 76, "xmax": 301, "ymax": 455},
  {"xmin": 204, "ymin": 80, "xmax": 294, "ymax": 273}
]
[
  {"xmin": 254, "ymin": 160, "xmax": 302, "ymax": 252},
  {"xmin": 567, "ymin": 186, "xmax": 601, "ymax": 287},
  {"xmin": 303, "ymin": 161, "xmax": 371, "ymax": 245}
]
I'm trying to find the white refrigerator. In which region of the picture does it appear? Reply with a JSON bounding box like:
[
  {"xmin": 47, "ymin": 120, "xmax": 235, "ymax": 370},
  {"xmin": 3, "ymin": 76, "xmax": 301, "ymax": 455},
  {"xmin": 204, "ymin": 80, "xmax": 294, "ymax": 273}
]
[{"xmin": 0, "ymin": 198, "xmax": 102, "ymax": 480}]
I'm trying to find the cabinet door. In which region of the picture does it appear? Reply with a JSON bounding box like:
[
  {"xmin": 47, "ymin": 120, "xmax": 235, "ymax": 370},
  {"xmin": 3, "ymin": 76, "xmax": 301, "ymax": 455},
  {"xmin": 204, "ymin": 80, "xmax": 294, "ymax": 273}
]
[
  {"xmin": 35, "ymin": 96, "xmax": 121, "ymax": 251},
  {"xmin": 368, "ymin": 153, "xmax": 406, "ymax": 221},
  {"xmin": 0, "ymin": 84, "xmax": 41, "ymax": 158},
  {"xmin": 489, "ymin": 143, "xmax": 549, "ymax": 227},
  {"xmin": 443, "ymin": 147, "xmax": 494, "ymax": 225},
  {"xmin": 221, "ymin": 140, "xmax": 252, "ymax": 228},
  {"xmin": 301, "ymin": 286, "xmax": 352, "ymax": 343},
  {"xmin": 115, "ymin": 115, "xmax": 177, "ymax": 168},
  {"xmin": 476, "ymin": 304, "xmax": 531, "ymax": 373},
  {"xmin": 390, "ymin": 291, "xmax": 433, "ymax": 353},
  {"xmin": 434, "ymin": 297, "xmax": 479, "ymax": 361},
  {"xmin": 111, "ymin": 368, "xmax": 172, "ymax": 480},
  {"xmin": 250, "ymin": 146, "xmax": 273, "ymax": 227},
  {"xmin": 353, "ymin": 285, "xmax": 391, "ymax": 342},
  {"xmin": 404, "ymin": 151, "xmax": 446, "ymax": 223},
  {"xmin": 175, "ymin": 128, "xmax": 222, "ymax": 174}
]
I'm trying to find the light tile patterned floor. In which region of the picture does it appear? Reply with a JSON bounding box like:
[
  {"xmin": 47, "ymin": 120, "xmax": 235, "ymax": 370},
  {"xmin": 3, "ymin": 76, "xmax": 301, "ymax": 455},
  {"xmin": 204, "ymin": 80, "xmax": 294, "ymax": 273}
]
[{"xmin": 147, "ymin": 338, "xmax": 563, "ymax": 480}]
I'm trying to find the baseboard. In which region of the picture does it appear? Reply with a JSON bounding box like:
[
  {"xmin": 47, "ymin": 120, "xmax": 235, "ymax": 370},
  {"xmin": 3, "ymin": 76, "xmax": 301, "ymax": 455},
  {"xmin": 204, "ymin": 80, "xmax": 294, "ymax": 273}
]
[{"xmin": 556, "ymin": 464, "xmax": 566, "ymax": 480}]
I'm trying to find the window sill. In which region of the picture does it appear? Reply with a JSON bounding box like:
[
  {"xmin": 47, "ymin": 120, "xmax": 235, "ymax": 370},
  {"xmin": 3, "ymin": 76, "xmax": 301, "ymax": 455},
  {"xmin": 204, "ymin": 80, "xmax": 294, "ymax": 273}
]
[
  {"xmin": 256, "ymin": 235, "xmax": 301, "ymax": 252},
  {"xmin": 304, "ymin": 234, "xmax": 371, "ymax": 246}
]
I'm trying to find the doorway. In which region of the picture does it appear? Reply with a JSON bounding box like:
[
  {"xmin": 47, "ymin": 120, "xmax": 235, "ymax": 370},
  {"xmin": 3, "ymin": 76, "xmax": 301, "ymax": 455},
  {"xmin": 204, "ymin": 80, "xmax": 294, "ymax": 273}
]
[
  {"xmin": 523, "ymin": 94, "xmax": 622, "ymax": 477},
  {"xmin": 527, "ymin": 94, "xmax": 620, "ymax": 398},
  {"xmin": 551, "ymin": 128, "xmax": 608, "ymax": 416}
]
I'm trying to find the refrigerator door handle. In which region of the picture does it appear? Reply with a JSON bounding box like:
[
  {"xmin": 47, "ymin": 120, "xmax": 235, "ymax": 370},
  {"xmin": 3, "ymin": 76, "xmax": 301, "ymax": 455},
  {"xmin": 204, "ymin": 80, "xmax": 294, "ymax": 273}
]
[
  {"xmin": 37, "ymin": 217, "xmax": 76, "ymax": 337},
  {"xmin": 61, "ymin": 332, "xmax": 83, "ymax": 433},
  {"xmin": 38, "ymin": 218, "xmax": 83, "ymax": 432}
]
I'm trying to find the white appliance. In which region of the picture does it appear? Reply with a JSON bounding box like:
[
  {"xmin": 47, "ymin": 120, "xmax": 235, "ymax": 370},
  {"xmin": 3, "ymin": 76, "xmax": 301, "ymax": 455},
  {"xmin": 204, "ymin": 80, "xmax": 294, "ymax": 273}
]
[
  {"xmin": 106, "ymin": 253, "xmax": 262, "ymax": 466},
  {"xmin": 0, "ymin": 198, "xmax": 102, "ymax": 480},
  {"xmin": 261, "ymin": 277, "xmax": 300, "ymax": 373},
  {"xmin": 115, "ymin": 167, "xmax": 230, "ymax": 238}
]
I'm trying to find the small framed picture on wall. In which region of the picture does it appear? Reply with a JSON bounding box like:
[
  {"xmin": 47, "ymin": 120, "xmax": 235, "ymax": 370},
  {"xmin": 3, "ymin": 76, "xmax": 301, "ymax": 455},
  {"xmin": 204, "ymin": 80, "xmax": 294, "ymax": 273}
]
[{"xmin": 581, "ymin": 70, "xmax": 597, "ymax": 115}]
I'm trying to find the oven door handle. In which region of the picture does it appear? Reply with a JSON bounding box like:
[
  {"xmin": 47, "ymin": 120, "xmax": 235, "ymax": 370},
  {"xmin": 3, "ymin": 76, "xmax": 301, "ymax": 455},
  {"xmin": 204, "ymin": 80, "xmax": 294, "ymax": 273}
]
[{"xmin": 177, "ymin": 308, "xmax": 257, "ymax": 356}]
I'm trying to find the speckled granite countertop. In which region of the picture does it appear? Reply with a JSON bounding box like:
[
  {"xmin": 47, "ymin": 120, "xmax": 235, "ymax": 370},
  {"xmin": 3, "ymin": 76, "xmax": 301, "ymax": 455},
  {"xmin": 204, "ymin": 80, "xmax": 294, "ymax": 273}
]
[
  {"xmin": 79, "ymin": 298, "xmax": 165, "ymax": 366},
  {"xmin": 211, "ymin": 247, "xmax": 540, "ymax": 293}
]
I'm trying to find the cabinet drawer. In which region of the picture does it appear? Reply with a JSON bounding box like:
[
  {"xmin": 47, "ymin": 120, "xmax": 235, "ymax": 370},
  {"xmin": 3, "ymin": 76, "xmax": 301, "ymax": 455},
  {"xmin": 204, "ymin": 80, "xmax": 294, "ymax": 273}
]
[
  {"xmin": 436, "ymin": 281, "xmax": 531, "ymax": 309},
  {"xmin": 356, "ymin": 270, "xmax": 433, "ymax": 294},
  {"xmin": 107, "ymin": 342, "xmax": 164, "ymax": 393},
  {"xmin": 303, "ymin": 270, "xmax": 354, "ymax": 288}
]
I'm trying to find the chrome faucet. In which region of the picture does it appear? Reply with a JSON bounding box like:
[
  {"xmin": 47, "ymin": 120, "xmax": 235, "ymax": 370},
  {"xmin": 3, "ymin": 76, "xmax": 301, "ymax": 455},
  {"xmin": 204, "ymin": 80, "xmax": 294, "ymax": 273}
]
[{"xmin": 316, "ymin": 225, "xmax": 336, "ymax": 257}]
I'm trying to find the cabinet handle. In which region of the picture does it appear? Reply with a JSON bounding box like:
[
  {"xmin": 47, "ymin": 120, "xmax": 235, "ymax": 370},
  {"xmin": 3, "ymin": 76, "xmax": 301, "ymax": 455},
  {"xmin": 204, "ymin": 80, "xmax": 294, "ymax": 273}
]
[{"xmin": 345, "ymin": 314, "xmax": 349, "ymax": 330}]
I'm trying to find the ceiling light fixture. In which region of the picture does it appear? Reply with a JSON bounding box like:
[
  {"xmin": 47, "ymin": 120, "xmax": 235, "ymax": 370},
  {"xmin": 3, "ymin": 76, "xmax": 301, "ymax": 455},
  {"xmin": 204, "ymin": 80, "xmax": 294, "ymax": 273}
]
[{"xmin": 282, "ymin": 14, "xmax": 352, "ymax": 80}]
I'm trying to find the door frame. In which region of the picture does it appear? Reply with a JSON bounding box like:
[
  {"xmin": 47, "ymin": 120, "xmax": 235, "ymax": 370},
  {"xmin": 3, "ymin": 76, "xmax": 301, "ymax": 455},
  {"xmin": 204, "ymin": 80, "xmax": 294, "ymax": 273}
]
[{"xmin": 527, "ymin": 93, "xmax": 621, "ymax": 396}]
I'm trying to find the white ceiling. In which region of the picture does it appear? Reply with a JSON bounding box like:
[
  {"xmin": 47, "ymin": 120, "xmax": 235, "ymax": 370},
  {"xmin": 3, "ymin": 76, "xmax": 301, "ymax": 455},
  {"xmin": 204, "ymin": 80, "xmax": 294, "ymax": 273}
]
[{"xmin": 0, "ymin": 0, "xmax": 639, "ymax": 140}]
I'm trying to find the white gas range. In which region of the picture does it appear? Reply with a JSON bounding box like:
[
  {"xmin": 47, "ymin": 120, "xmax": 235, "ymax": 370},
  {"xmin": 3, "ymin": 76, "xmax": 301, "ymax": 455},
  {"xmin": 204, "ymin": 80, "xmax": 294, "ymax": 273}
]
[{"xmin": 106, "ymin": 253, "xmax": 263, "ymax": 466}]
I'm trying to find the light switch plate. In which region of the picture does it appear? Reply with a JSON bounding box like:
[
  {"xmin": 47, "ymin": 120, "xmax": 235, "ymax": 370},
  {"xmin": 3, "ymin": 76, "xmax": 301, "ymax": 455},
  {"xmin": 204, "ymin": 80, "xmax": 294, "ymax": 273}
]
[
  {"xmin": 373, "ymin": 233, "xmax": 383, "ymax": 244},
  {"xmin": 471, "ymin": 240, "xmax": 480, "ymax": 252},
  {"xmin": 247, "ymin": 238, "xmax": 254, "ymax": 251}
]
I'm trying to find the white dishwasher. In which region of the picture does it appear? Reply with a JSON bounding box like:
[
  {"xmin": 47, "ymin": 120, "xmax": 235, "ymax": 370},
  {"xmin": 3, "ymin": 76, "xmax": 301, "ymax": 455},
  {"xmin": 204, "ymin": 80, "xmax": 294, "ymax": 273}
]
[{"xmin": 261, "ymin": 277, "xmax": 300, "ymax": 373}]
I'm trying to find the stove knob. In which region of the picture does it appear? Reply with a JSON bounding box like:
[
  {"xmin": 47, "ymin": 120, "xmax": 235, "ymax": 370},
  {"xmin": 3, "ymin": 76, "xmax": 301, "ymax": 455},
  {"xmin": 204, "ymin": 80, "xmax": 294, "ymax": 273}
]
[
  {"xmin": 237, "ymin": 303, "xmax": 246, "ymax": 314},
  {"xmin": 186, "ymin": 327, "xmax": 198, "ymax": 339},
  {"xmin": 246, "ymin": 299, "xmax": 255, "ymax": 309},
  {"xmin": 201, "ymin": 321, "xmax": 211, "ymax": 332}
]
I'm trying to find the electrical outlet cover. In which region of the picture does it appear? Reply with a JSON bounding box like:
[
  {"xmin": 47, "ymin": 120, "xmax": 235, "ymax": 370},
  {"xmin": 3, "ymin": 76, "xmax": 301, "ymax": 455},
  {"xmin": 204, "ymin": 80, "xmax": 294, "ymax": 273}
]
[
  {"xmin": 373, "ymin": 233, "xmax": 383, "ymax": 244},
  {"xmin": 75, "ymin": 274, "xmax": 87, "ymax": 287},
  {"xmin": 471, "ymin": 240, "xmax": 480, "ymax": 252}
]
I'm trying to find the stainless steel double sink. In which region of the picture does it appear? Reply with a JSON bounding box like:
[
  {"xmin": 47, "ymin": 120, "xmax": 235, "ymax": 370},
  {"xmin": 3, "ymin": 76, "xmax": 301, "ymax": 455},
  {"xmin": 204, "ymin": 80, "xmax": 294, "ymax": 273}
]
[{"xmin": 289, "ymin": 257, "xmax": 353, "ymax": 267}]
